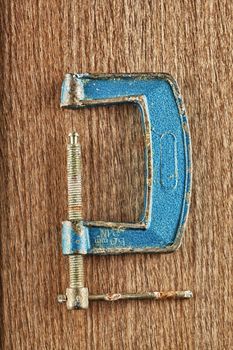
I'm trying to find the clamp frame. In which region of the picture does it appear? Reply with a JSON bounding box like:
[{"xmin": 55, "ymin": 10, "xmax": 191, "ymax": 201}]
[
  {"xmin": 58, "ymin": 73, "xmax": 192, "ymax": 310},
  {"xmin": 61, "ymin": 73, "xmax": 192, "ymax": 256}
]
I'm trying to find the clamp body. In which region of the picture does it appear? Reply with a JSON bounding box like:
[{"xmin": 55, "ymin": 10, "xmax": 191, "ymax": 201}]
[{"xmin": 61, "ymin": 73, "xmax": 192, "ymax": 256}]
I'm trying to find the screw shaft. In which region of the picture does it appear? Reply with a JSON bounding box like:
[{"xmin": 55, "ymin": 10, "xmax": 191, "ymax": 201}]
[{"xmin": 67, "ymin": 132, "xmax": 84, "ymax": 289}]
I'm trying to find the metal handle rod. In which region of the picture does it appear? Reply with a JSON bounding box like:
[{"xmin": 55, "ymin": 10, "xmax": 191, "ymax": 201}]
[{"xmin": 89, "ymin": 290, "xmax": 193, "ymax": 302}]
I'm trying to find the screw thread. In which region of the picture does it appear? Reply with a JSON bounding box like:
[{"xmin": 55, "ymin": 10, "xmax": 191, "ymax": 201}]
[
  {"xmin": 67, "ymin": 134, "xmax": 82, "ymax": 221},
  {"xmin": 69, "ymin": 255, "xmax": 84, "ymax": 288},
  {"xmin": 67, "ymin": 132, "xmax": 84, "ymax": 289}
]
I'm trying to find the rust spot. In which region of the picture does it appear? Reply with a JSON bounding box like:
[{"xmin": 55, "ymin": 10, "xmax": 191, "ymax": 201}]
[
  {"xmin": 105, "ymin": 293, "xmax": 121, "ymax": 301},
  {"xmin": 185, "ymin": 192, "xmax": 191, "ymax": 204},
  {"xmin": 182, "ymin": 122, "xmax": 189, "ymax": 133}
]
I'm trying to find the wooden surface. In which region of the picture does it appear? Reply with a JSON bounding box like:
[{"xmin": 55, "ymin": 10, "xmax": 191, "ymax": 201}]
[{"xmin": 0, "ymin": 1, "xmax": 232, "ymax": 349}]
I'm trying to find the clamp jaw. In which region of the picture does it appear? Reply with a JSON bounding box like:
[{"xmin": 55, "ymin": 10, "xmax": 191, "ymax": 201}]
[{"xmin": 57, "ymin": 73, "xmax": 192, "ymax": 310}]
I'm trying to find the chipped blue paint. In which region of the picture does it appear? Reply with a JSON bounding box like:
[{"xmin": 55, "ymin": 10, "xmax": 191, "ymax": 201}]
[
  {"xmin": 62, "ymin": 221, "xmax": 90, "ymax": 255},
  {"xmin": 61, "ymin": 73, "xmax": 192, "ymax": 255}
]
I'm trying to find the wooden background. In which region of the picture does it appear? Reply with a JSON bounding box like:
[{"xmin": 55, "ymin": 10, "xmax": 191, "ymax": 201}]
[{"xmin": 0, "ymin": 1, "xmax": 232, "ymax": 349}]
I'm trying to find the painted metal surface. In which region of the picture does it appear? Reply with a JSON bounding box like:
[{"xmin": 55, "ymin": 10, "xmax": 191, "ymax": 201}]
[{"xmin": 61, "ymin": 73, "xmax": 192, "ymax": 255}]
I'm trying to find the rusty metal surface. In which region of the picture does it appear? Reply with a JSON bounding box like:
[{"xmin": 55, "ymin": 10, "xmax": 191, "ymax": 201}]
[{"xmin": 89, "ymin": 290, "xmax": 193, "ymax": 302}]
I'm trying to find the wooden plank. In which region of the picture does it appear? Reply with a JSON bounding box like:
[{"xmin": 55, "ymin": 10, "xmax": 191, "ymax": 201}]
[{"xmin": 0, "ymin": 1, "xmax": 232, "ymax": 349}]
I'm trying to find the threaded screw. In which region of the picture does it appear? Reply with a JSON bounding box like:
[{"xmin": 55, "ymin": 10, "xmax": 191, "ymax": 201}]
[{"xmin": 67, "ymin": 132, "xmax": 84, "ymax": 290}]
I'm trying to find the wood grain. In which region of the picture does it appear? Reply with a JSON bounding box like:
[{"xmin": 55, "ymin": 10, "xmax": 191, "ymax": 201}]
[{"xmin": 0, "ymin": 1, "xmax": 232, "ymax": 349}]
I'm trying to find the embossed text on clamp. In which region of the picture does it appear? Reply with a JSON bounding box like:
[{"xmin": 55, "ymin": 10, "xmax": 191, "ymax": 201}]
[{"xmin": 57, "ymin": 73, "xmax": 192, "ymax": 310}]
